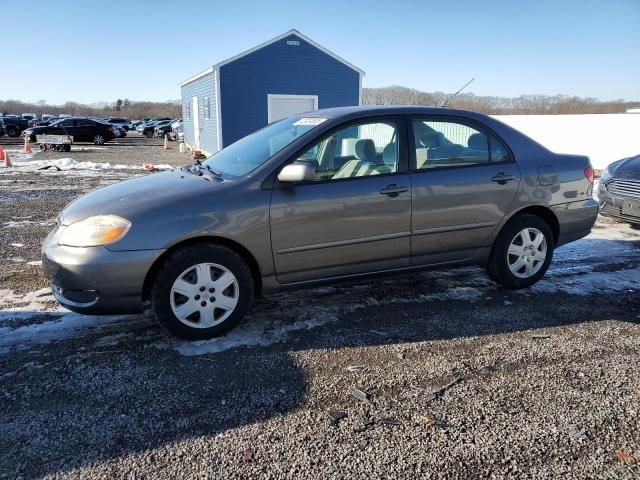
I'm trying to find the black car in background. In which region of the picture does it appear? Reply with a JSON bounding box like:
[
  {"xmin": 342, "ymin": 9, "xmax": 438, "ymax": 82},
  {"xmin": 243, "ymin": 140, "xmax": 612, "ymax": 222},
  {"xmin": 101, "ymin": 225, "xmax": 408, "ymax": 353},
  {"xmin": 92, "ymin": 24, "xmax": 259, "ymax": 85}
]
[
  {"xmin": 140, "ymin": 119, "xmax": 171, "ymax": 138},
  {"xmin": 0, "ymin": 115, "xmax": 30, "ymax": 137},
  {"xmin": 598, "ymin": 154, "xmax": 640, "ymax": 226},
  {"xmin": 154, "ymin": 120, "xmax": 175, "ymax": 138},
  {"xmin": 24, "ymin": 118, "xmax": 116, "ymax": 145}
]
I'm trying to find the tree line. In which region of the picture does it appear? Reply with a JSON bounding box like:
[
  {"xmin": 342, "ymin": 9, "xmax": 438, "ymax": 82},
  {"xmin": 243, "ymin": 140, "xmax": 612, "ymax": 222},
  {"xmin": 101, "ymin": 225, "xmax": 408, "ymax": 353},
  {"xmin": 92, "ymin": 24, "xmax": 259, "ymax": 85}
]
[
  {"xmin": 363, "ymin": 87, "xmax": 640, "ymax": 114},
  {"xmin": 0, "ymin": 98, "xmax": 182, "ymax": 120},
  {"xmin": 2, "ymin": 89, "xmax": 638, "ymax": 119}
]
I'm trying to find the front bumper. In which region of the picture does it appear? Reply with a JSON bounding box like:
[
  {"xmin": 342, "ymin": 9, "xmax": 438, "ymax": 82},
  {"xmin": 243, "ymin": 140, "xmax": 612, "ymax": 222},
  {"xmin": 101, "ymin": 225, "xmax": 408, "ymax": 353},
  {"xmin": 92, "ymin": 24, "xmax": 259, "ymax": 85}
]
[
  {"xmin": 598, "ymin": 184, "xmax": 640, "ymax": 224},
  {"xmin": 42, "ymin": 230, "xmax": 165, "ymax": 314}
]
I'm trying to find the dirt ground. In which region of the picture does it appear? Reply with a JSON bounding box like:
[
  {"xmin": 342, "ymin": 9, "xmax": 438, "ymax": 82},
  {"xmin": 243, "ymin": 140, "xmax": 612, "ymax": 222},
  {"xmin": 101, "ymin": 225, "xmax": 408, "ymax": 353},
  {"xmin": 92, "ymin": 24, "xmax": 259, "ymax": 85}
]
[{"xmin": 0, "ymin": 136, "xmax": 639, "ymax": 479}]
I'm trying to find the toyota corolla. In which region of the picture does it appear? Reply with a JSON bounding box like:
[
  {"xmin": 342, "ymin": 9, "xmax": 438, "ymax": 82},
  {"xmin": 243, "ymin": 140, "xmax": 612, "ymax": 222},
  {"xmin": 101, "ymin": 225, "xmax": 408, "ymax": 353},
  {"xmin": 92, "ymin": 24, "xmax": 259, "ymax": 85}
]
[{"xmin": 42, "ymin": 106, "xmax": 599, "ymax": 340}]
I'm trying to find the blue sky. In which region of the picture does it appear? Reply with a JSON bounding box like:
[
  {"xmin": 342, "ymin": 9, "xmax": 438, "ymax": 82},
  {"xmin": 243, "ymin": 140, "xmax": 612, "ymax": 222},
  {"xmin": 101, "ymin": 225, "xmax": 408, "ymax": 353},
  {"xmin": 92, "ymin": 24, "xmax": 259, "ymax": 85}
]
[{"xmin": 1, "ymin": 0, "xmax": 638, "ymax": 104}]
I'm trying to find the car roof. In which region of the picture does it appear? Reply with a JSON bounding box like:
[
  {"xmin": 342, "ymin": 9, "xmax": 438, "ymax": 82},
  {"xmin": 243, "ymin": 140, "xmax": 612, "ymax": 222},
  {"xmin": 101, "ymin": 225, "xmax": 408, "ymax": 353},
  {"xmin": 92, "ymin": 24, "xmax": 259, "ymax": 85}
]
[{"xmin": 301, "ymin": 105, "xmax": 491, "ymax": 120}]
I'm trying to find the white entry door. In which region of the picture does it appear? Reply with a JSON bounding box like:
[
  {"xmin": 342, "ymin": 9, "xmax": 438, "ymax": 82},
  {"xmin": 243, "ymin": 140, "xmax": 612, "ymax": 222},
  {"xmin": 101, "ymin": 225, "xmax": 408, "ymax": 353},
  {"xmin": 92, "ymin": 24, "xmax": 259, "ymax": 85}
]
[
  {"xmin": 267, "ymin": 94, "xmax": 318, "ymax": 123},
  {"xmin": 192, "ymin": 96, "xmax": 200, "ymax": 147}
]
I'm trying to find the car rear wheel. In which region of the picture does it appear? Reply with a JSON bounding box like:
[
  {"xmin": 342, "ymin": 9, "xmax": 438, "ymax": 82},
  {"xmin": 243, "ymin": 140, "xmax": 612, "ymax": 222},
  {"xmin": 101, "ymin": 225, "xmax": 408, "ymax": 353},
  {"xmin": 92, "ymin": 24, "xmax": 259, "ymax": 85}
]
[
  {"xmin": 147, "ymin": 244, "xmax": 254, "ymax": 340},
  {"xmin": 487, "ymin": 214, "xmax": 554, "ymax": 290},
  {"xmin": 6, "ymin": 126, "xmax": 19, "ymax": 137},
  {"xmin": 93, "ymin": 134, "xmax": 105, "ymax": 145},
  {"xmin": 144, "ymin": 130, "xmax": 154, "ymax": 138}
]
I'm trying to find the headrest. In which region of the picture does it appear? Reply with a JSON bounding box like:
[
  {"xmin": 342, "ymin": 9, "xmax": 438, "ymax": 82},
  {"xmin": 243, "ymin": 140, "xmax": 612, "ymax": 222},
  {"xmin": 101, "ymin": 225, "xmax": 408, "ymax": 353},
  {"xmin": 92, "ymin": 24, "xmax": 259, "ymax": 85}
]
[
  {"xmin": 468, "ymin": 132, "xmax": 487, "ymax": 150},
  {"xmin": 419, "ymin": 131, "xmax": 441, "ymax": 148},
  {"xmin": 382, "ymin": 142, "xmax": 397, "ymax": 165},
  {"xmin": 355, "ymin": 139, "xmax": 376, "ymax": 161}
]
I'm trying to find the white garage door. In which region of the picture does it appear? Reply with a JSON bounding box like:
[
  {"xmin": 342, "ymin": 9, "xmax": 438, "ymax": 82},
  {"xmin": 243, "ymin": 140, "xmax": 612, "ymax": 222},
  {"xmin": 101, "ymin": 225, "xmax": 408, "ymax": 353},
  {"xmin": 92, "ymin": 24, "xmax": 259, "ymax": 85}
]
[{"xmin": 268, "ymin": 94, "xmax": 318, "ymax": 123}]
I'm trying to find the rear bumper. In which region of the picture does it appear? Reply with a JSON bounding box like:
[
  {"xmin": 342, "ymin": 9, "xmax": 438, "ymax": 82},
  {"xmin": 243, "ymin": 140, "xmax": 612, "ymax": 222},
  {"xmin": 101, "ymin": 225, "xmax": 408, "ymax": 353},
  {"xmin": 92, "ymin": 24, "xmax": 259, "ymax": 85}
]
[
  {"xmin": 551, "ymin": 198, "xmax": 599, "ymax": 247},
  {"xmin": 42, "ymin": 238, "xmax": 164, "ymax": 315}
]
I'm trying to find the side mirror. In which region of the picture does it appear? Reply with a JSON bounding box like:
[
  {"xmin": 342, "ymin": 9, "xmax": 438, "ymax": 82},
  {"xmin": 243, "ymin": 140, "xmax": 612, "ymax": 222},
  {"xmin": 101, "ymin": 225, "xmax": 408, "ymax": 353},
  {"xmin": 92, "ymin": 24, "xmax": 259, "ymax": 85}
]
[{"xmin": 277, "ymin": 162, "xmax": 315, "ymax": 183}]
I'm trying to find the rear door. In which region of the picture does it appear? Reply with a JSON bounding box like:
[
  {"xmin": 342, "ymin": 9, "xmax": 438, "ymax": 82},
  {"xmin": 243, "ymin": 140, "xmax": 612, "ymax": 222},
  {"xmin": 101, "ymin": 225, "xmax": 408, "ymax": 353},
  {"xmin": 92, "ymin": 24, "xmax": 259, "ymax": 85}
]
[
  {"xmin": 409, "ymin": 116, "xmax": 521, "ymax": 265},
  {"xmin": 270, "ymin": 117, "xmax": 411, "ymax": 284}
]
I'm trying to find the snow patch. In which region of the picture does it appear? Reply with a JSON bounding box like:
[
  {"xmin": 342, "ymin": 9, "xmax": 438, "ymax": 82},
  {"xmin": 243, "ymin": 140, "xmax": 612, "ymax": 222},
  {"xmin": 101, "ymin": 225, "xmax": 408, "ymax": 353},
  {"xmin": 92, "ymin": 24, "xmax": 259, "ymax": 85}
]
[{"xmin": 8, "ymin": 157, "xmax": 174, "ymax": 173}]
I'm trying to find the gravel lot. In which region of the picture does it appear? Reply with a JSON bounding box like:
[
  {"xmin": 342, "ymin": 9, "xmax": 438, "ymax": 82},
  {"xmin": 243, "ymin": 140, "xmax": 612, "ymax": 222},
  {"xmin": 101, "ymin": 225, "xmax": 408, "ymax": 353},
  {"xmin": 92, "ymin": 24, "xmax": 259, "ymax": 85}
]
[{"xmin": 1, "ymin": 137, "xmax": 639, "ymax": 479}]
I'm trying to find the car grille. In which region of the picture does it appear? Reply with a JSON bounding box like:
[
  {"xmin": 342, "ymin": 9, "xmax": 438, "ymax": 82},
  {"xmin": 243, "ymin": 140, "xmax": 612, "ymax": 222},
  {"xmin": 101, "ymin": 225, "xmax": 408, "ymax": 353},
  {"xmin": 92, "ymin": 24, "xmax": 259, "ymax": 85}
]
[{"xmin": 606, "ymin": 178, "xmax": 640, "ymax": 199}]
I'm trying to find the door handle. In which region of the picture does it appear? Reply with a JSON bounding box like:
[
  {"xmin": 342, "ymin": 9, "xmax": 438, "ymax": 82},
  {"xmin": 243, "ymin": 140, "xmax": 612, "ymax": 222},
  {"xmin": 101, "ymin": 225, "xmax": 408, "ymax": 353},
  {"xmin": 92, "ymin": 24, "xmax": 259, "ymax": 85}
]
[
  {"xmin": 380, "ymin": 184, "xmax": 408, "ymax": 197},
  {"xmin": 491, "ymin": 173, "xmax": 515, "ymax": 184}
]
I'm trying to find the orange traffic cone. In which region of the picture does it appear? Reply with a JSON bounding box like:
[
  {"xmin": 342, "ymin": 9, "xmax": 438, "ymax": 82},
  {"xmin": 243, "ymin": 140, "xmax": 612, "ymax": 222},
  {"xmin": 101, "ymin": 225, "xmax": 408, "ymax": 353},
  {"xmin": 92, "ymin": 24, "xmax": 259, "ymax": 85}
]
[
  {"xmin": 0, "ymin": 147, "xmax": 11, "ymax": 168},
  {"xmin": 164, "ymin": 134, "xmax": 172, "ymax": 150},
  {"xmin": 23, "ymin": 135, "xmax": 33, "ymax": 153}
]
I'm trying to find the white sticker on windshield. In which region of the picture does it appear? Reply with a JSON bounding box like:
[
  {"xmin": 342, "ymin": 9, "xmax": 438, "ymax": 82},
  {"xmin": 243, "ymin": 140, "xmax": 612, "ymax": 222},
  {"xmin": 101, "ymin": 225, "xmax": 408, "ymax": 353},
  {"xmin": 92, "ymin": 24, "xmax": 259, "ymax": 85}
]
[{"xmin": 293, "ymin": 117, "xmax": 327, "ymax": 126}]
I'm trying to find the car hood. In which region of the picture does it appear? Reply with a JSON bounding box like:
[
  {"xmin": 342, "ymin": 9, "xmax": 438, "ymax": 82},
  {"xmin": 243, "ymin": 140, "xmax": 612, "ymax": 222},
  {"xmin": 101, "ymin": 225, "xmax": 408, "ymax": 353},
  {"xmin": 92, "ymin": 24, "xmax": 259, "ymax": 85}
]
[
  {"xmin": 611, "ymin": 155, "xmax": 640, "ymax": 179},
  {"xmin": 59, "ymin": 168, "xmax": 222, "ymax": 225}
]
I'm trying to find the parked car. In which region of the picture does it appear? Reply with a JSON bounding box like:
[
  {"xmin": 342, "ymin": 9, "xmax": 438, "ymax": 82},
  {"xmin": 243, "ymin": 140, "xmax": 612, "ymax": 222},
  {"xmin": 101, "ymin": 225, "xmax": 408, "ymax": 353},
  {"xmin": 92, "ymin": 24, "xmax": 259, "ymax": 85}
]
[
  {"xmin": 58, "ymin": 114, "xmax": 72, "ymax": 119},
  {"xmin": 0, "ymin": 118, "xmax": 5, "ymax": 137},
  {"xmin": 107, "ymin": 118, "xmax": 133, "ymax": 131},
  {"xmin": 24, "ymin": 117, "xmax": 115, "ymax": 145},
  {"xmin": 41, "ymin": 114, "xmax": 57, "ymax": 122},
  {"xmin": 42, "ymin": 106, "xmax": 598, "ymax": 340},
  {"xmin": 598, "ymin": 154, "xmax": 640, "ymax": 226},
  {"xmin": 154, "ymin": 120, "xmax": 174, "ymax": 138},
  {"xmin": 142, "ymin": 119, "xmax": 171, "ymax": 138},
  {"xmin": 170, "ymin": 120, "xmax": 183, "ymax": 141},
  {"xmin": 0, "ymin": 115, "xmax": 30, "ymax": 137}
]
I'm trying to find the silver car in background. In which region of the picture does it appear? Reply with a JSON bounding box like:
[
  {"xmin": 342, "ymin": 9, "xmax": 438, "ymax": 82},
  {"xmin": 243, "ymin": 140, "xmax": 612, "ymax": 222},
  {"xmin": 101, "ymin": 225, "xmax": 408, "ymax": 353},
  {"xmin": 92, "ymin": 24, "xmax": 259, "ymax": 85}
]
[{"xmin": 42, "ymin": 106, "xmax": 598, "ymax": 340}]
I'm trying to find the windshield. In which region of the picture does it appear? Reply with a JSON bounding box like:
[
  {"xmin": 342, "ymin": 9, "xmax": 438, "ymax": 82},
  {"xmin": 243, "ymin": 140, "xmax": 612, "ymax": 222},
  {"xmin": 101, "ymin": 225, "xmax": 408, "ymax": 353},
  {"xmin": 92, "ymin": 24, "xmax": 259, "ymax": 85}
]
[{"xmin": 203, "ymin": 116, "xmax": 326, "ymax": 177}]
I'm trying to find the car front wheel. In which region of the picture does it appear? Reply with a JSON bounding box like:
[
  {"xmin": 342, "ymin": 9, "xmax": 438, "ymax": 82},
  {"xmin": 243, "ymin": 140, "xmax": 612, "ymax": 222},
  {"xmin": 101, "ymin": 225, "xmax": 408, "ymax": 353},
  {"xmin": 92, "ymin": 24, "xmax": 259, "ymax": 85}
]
[
  {"xmin": 6, "ymin": 126, "xmax": 19, "ymax": 137},
  {"xmin": 93, "ymin": 134, "xmax": 105, "ymax": 145},
  {"xmin": 487, "ymin": 214, "xmax": 554, "ymax": 290},
  {"xmin": 144, "ymin": 130, "xmax": 154, "ymax": 138},
  {"xmin": 147, "ymin": 244, "xmax": 254, "ymax": 340}
]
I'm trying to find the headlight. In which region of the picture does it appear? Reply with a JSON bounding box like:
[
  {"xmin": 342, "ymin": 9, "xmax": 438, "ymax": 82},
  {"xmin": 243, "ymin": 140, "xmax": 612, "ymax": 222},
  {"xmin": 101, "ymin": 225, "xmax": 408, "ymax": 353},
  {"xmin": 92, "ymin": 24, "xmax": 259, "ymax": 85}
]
[
  {"xmin": 58, "ymin": 215, "xmax": 131, "ymax": 247},
  {"xmin": 600, "ymin": 167, "xmax": 612, "ymax": 183}
]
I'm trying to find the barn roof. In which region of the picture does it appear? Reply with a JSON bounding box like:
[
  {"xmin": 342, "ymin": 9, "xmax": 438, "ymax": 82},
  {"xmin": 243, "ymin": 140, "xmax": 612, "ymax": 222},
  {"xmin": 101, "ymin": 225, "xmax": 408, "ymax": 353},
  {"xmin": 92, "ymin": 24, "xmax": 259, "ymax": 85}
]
[{"xmin": 180, "ymin": 29, "xmax": 365, "ymax": 87}]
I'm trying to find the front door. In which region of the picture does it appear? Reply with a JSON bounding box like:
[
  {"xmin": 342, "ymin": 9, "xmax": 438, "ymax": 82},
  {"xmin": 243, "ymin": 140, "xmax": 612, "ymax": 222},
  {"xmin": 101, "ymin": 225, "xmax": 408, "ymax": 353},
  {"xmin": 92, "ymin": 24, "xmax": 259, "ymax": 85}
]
[
  {"xmin": 270, "ymin": 118, "xmax": 411, "ymax": 284},
  {"xmin": 409, "ymin": 117, "xmax": 521, "ymax": 265}
]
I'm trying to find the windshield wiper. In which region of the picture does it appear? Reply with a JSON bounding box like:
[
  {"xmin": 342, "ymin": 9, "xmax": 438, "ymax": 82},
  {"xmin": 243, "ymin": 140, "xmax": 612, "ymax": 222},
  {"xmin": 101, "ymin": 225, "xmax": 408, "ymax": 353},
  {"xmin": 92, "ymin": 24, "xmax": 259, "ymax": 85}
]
[
  {"xmin": 203, "ymin": 164, "xmax": 223, "ymax": 179},
  {"xmin": 182, "ymin": 162, "xmax": 223, "ymax": 182}
]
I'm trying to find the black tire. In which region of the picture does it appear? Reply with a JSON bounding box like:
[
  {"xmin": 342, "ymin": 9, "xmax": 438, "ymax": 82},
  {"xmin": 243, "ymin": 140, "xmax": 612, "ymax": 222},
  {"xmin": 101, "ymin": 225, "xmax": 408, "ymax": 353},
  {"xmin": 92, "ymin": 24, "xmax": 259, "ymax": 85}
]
[
  {"xmin": 93, "ymin": 134, "xmax": 105, "ymax": 145},
  {"xmin": 144, "ymin": 130, "xmax": 154, "ymax": 138},
  {"xmin": 55, "ymin": 144, "xmax": 64, "ymax": 152},
  {"xmin": 64, "ymin": 144, "xmax": 71, "ymax": 152},
  {"xmin": 39, "ymin": 143, "xmax": 46, "ymax": 151},
  {"xmin": 147, "ymin": 244, "xmax": 254, "ymax": 340},
  {"xmin": 487, "ymin": 213, "xmax": 555, "ymax": 290},
  {"xmin": 6, "ymin": 126, "xmax": 19, "ymax": 137}
]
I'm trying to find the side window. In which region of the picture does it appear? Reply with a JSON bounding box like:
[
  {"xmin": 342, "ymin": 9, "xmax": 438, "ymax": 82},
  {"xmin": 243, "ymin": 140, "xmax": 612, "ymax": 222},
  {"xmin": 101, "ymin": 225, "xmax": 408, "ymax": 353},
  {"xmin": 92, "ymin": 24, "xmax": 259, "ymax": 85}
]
[
  {"xmin": 413, "ymin": 120, "xmax": 489, "ymax": 170},
  {"xmin": 204, "ymin": 96, "xmax": 210, "ymax": 120},
  {"xmin": 77, "ymin": 119, "xmax": 94, "ymax": 126},
  {"xmin": 293, "ymin": 121, "xmax": 399, "ymax": 182},
  {"xmin": 489, "ymin": 135, "xmax": 510, "ymax": 163},
  {"xmin": 60, "ymin": 119, "xmax": 76, "ymax": 127}
]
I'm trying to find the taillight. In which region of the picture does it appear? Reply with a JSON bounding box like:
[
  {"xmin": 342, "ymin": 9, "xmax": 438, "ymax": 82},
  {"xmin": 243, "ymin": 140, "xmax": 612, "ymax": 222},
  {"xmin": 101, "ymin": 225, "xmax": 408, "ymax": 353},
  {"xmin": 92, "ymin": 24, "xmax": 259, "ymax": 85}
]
[
  {"xmin": 584, "ymin": 166, "xmax": 594, "ymax": 183},
  {"xmin": 107, "ymin": 126, "xmax": 113, "ymax": 132}
]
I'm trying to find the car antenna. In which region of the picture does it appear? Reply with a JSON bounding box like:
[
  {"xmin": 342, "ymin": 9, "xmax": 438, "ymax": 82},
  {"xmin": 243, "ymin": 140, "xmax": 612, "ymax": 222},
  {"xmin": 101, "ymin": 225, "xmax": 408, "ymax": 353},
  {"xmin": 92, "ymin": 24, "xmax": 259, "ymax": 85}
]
[{"xmin": 439, "ymin": 78, "xmax": 475, "ymax": 107}]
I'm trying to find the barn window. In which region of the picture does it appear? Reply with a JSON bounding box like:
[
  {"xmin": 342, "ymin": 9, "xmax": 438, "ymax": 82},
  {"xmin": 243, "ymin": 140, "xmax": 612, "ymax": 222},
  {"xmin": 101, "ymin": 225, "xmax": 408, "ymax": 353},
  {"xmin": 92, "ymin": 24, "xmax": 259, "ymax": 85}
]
[{"xmin": 204, "ymin": 96, "xmax": 210, "ymax": 120}]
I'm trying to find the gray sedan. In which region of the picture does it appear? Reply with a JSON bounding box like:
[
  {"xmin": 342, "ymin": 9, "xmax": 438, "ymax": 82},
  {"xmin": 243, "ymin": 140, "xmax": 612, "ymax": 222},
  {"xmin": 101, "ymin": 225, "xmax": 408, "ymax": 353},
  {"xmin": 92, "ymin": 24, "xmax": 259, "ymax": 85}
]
[{"xmin": 42, "ymin": 106, "xmax": 598, "ymax": 340}]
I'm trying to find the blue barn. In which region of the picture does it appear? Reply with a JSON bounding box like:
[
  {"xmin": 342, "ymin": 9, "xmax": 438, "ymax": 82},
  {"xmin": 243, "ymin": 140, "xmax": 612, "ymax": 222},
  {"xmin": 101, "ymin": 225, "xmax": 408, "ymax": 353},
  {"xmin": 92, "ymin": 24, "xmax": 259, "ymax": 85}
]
[{"xmin": 179, "ymin": 29, "xmax": 364, "ymax": 155}]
